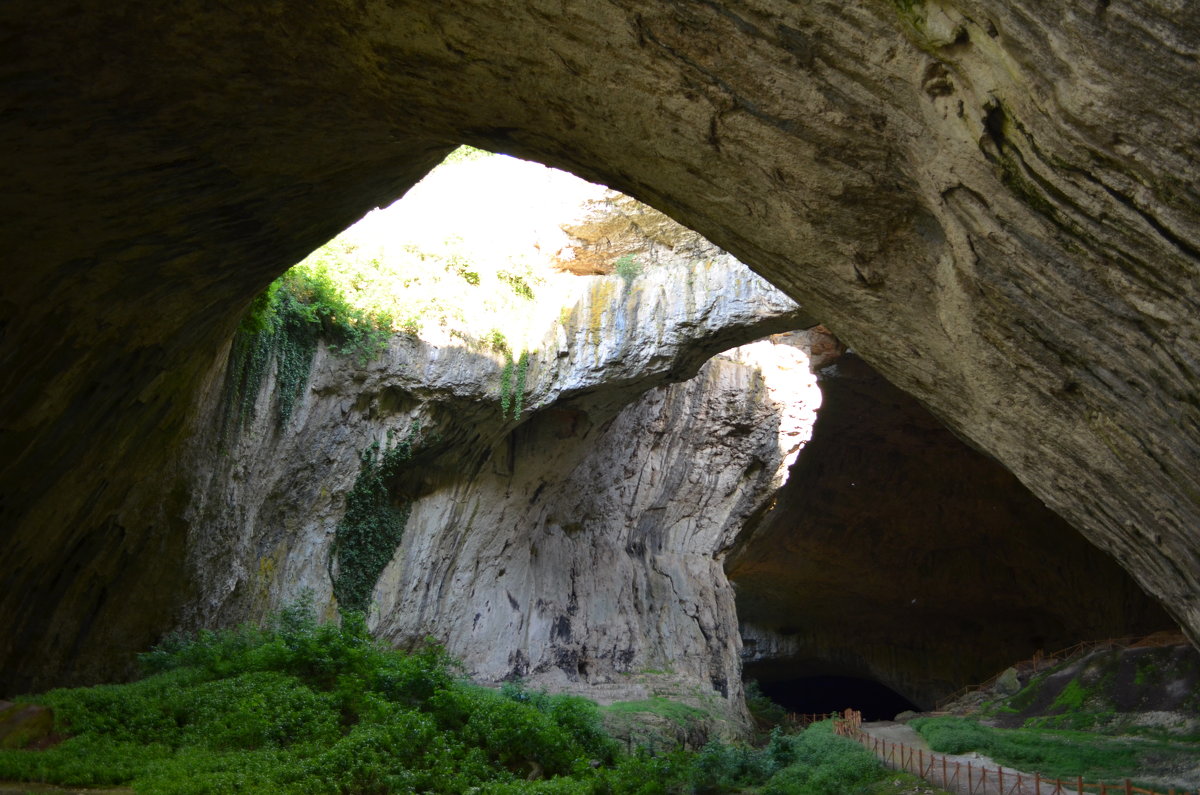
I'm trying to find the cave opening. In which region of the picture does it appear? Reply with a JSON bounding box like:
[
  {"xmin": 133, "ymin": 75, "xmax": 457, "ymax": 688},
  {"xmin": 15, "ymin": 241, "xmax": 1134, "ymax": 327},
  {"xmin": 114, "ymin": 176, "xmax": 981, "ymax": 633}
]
[{"xmin": 748, "ymin": 672, "xmax": 919, "ymax": 722}]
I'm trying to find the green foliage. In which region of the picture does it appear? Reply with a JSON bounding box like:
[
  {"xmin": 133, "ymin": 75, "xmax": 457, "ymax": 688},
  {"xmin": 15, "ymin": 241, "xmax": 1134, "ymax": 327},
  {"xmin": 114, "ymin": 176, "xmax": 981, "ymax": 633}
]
[
  {"xmin": 908, "ymin": 716, "xmax": 992, "ymax": 754},
  {"xmin": 330, "ymin": 427, "xmax": 420, "ymax": 615},
  {"xmin": 487, "ymin": 330, "xmax": 510, "ymax": 354},
  {"xmin": 1050, "ymin": 678, "xmax": 1087, "ymax": 711},
  {"xmin": 603, "ymin": 697, "xmax": 707, "ymax": 728},
  {"xmin": 0, "ymin": 602, "xmax": 624, "ymax": 794},
  {"xmin": 498, "ymin": 269, "xmax": 535, "ymax": 299},
  {"xmin": 499, "ymin": 350, "xmax": 529, "ymax": 420},
  {"xmin": 1, "ymin": 605, "xmax": 912, "ymax": 794},
  {"xmin": 614, "ymin": 254, "xmax": 642, "ymax": 283},
  {"xmin": 745, "ymin": 679, "xmax": 788, "ymax": 730},
  {"xmin": 691, "ymin": 737, "xmax": 778, "ymax": 792},
  {"xmin": 908, "ymin": 716, "xmax": 1192, "ymax": 786},
  {"xmin": 759, "ymin": 722, "xmax": 887, "ymax": 795},
  {"xmin": 445, "ymin": 253, "xmax": 481, "ymax": 285},
  {"xmin": 676, "ymin": 721, "xmax": 889, "ymax": 795},
  {"xmin": 223, "ymin": 263, "xmax": 392, "ymax": 434}
]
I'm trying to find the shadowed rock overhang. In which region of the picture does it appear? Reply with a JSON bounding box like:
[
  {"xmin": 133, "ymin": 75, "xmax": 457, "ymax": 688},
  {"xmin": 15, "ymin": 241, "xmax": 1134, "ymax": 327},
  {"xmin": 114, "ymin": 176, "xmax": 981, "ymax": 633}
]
[{"xmin": 0, "ymin": 0, "xmax": 1197, "ymax": 689}]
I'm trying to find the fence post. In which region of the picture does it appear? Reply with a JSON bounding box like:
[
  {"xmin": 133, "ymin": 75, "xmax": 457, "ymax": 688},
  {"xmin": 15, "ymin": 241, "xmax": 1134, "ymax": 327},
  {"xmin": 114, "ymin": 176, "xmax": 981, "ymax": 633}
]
[
  {"xmin": 1036, "ymin": 772, "xmax": 1041, "ymax": 795},
  {"xmin": 1078, "ymin": 776, "xmax": 1083, "ymax": 795},
  {"xmin": 943, "ymin": 756, "xmax": 948, "ymax": 787},
  {"xmin": 1124, "ymin": 782, "xmax": 1132, "ymax": 795},
  {"xmin": 968, "ymin": 762, "xmax": 973, "ymax": 794},
  {"xmin": 919, "ymin": 749, "xmax": 924, "ymax": 776}
]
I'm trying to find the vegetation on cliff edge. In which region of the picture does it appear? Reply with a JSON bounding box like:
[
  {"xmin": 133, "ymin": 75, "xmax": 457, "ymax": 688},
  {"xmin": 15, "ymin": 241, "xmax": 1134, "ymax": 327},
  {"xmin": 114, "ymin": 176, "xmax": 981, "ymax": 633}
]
[{"xmin": 223, "ymin": 263, "xmax": 393, "ymax": 433}]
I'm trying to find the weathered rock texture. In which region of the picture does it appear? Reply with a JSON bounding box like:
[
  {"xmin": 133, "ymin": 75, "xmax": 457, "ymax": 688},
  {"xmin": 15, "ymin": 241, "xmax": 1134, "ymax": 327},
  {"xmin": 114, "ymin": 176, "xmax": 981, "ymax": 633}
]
[
  {"xmin": 180, "ymin": 257, "xmax": 813, "ymax": 731},
  {"xmin": 553, "ymin": 191, "xmax": 722, "ymax": 276},
  {"xmin": 729, "ymin": 355, "xmax": 1176, "ymax": 709},
  {"xmin": 1, "ymin": 1, "xmax": 1198, "ymax": 689}
]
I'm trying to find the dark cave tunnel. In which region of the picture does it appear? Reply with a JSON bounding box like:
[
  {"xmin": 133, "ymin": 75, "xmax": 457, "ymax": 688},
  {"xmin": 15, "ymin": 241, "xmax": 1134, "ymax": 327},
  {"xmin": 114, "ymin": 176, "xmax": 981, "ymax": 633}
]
[{"xmin": 744, "ymin": 664, "xmax": 920, "ymax": 721}]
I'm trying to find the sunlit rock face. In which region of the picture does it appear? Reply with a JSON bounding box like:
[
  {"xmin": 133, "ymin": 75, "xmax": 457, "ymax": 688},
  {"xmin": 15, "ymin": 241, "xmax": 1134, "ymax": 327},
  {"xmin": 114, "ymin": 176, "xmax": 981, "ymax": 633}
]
[
  {"xmin": 728, "ymin": 355, "xmax": 1178, "ymax": 709},
  {"xmin": 1, "ymin": 0, "xmax": 1198, "ymax": 689},
  {"xmin": 180, "ymin": 256, "xmax": 815, "ymax": 733}
]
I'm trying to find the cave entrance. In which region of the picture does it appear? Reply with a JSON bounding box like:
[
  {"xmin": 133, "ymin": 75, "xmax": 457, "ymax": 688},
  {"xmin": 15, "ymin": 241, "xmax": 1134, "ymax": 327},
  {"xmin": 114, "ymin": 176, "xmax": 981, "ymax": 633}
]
[{"xmin": 745, "ymin": 665, "xmax": 918, "ymax": 721}]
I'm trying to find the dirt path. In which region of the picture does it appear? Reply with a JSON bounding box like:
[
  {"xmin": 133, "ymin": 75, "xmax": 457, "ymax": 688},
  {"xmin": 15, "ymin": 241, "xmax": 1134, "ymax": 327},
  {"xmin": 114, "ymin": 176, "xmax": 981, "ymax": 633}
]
[{"xmin": 859, "ymin": 722, "xmax": 1070, "ymax": 795}]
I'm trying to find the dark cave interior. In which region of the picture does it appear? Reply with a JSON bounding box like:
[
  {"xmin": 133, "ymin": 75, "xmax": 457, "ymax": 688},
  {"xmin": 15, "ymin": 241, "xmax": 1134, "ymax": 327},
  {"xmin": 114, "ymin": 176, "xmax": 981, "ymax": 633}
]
[{"xmin": 747, "ymin": 670, "xmax": 920, "ymax": 721}]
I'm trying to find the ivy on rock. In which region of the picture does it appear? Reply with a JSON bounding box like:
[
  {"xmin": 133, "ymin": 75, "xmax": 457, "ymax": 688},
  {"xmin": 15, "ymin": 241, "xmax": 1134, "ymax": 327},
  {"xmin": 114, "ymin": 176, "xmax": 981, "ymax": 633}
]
[
  {"xmin": 222, "ymin": 264, "xmax": 393, "ymax": 434},
  {"xmin": 330, "ymin": 425, "xmax": 421, "ymax": 615}
]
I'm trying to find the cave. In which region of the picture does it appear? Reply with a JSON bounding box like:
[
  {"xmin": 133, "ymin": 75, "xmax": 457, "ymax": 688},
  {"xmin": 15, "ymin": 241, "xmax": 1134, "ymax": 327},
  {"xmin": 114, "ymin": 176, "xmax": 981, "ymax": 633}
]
[
  {"xmin": 744, "ymin": 664, "xmax": 920, "ymax": 722},
  {"xmin": 729, "ymin": 353, "xmax": 1177, "ymax": 709},
  {"xmin": 2, "ymin": 1, "xmax": 1198, "ymax": 705}
]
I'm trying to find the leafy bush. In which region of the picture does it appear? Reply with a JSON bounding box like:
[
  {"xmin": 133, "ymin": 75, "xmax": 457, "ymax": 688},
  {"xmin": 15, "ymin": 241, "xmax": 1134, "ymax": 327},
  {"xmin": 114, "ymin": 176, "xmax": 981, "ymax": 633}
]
[
  {"xmin": 745, "ymin": 679, "xmax": 788, "ymax": 729},
  {"xmin": 909, "ymin": 716, "xmax": 992, "ymax": 754},
  {"xmin": 685, "ymin": 721, "xmax": 886, "ymax": 795},
  {"xmin": 614, "ymin": 254, "xmax": 642, "ymax": 283},
  {"xmin": 0, "ymin": 603, "xmax": 642, "ymax": 793},
  {"xmin": 1, "ymin": 605, "xmax": 905, "ymax": 794},
  {"xmin": 760, "ymin": 721, "xmax": 887, "ymax": 795}
]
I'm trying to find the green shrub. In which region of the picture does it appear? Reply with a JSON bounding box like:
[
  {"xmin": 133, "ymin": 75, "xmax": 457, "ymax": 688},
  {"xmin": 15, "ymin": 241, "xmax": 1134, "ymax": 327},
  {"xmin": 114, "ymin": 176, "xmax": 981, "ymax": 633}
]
[
  {"xmin": 761, "ymin": 721, "xmax": 885, "ymax": 795},
  {"xmin": 614, "ymin": 254, "xmax": 642, "ymax": 283},
  {"xmin": 909, "ymin": 716, "xmax": 992, "ymax": 754},
  {"xmin": 0, "ymin": 605, "xmax": 909, "ymax": 794},
  {"xmin": 745, "ymin": 680, "xmax": 788, "ymax": 729}
]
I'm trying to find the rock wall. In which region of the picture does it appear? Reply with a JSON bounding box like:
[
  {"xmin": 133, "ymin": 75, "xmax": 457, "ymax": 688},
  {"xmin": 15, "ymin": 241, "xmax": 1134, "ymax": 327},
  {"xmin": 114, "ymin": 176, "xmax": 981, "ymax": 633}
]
[
  {"xmin": 2, "ymin": 0, "xmax": 1197, "ymax": 691},
  {"xmin": 729, "ymin": 355, "xmax": 1177, "ymax": 709},
  {"xmin": 180, "ymin": 257, "xmax": 814, "ymax": 731}
]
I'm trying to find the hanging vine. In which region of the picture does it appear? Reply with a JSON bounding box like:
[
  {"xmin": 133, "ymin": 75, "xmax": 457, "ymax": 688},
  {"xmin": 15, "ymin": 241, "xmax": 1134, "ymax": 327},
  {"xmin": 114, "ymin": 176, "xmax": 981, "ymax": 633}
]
[
  {"xmin": 220, "ymin": 265, "xmax": 393, "ymax": 436},
  {"xmin": 329, "ymin": 423, "xmax": 421, "ymax": 616},
  {"xmin": 498, "ymin": 350, "xmax": 530, "ymax": 421}
]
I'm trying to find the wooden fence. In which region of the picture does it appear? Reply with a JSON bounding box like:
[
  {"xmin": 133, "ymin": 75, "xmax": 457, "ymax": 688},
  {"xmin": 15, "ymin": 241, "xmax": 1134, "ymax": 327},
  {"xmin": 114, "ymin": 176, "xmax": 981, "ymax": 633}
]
[
  {"xmin": 832, "ymin": 710, "xmax": 1197, "ymax": 795},
  {"xmin": 784, "ymin": 711, "xmax": 839, "ymax": 729}
]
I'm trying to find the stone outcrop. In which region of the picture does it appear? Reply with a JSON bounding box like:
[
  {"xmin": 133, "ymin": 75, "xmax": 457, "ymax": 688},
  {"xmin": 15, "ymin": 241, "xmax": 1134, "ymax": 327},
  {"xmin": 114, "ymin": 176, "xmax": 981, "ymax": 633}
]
[
  {"xmin": 179, "ymin": 257, "xmax": 813, "ymax": 731},
  {"xmin": 553, "ymin": 191, "xmax": 723, "ymax": 276},
  {"xmin": 729, "ymin": 355, "xmax": 1176, "ymax": 709},
  {"xmin": 1, "ymin": 1, "xmax": 1197, "ymax": 690}
]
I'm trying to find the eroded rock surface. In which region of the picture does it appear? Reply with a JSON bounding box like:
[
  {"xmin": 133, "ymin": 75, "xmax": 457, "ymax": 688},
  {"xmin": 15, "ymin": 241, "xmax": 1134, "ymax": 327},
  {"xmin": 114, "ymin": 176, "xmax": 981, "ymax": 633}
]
[
  {"xmin": 729, "ymin": 355, "xmax": 1177, "ymax": 709},
  {"xmin": 1, "ymin": 0, "xmax": 1197, "ymax": 690},
  {"xmin": 180, "ymin": 257, "xmax": 813, "ymax": 732}
]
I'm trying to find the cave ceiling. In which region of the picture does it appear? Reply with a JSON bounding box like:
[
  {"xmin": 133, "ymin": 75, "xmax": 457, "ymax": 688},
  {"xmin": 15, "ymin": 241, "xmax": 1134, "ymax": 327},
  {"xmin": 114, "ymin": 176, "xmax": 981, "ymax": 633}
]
[{"xmin": 0, "ymin": 0, "xmax": 1197, "ymax": 688}]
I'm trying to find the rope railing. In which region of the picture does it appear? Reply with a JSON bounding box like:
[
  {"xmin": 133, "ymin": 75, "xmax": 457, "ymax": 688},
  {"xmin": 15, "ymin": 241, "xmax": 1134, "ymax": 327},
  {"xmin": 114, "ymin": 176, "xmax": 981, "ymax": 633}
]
[{"xmin": 832, "ymin": 710, "xmax": 1197, "ymax": 795}]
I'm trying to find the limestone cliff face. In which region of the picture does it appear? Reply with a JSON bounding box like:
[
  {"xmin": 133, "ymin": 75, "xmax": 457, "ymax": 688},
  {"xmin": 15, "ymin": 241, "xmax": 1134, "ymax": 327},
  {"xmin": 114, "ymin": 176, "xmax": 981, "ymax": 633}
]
[
  {"xmin": 180, "ymin": 257, "xmax": 813, "ymax": 730},
  {"xmin": 2, "ymin": 0, "xmax": 1198, "ymax": 691}
]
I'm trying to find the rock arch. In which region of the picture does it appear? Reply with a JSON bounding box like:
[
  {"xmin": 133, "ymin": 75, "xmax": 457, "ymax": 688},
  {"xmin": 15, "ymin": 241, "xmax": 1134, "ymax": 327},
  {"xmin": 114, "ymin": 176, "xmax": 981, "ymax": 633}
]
[{"xmin": 1, "ymin": 0, "xmax": 1197, "ymax": 689}]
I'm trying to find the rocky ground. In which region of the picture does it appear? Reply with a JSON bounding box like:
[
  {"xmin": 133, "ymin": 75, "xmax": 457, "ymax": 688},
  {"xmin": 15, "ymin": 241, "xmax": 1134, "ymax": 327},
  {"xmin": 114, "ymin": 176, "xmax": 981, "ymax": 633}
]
[{"xmin": 923, "ymin": 635, "xmax": 1200, "ymax": 792}]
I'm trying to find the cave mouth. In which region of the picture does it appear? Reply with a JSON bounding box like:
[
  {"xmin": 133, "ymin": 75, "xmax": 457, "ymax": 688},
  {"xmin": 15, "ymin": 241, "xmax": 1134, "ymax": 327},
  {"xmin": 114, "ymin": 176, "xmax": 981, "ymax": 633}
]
[{"xmin": 748, "ymin": 671, "xmax": 919, "ymax": 722}]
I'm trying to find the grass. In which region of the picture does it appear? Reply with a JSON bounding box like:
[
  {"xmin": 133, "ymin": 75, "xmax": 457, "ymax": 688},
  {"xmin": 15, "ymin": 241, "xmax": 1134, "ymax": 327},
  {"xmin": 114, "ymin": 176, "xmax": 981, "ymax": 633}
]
[
  {"xmin": 603, "ymin": 697, "xmax": 708, "ymax": 728},
  {"xmin": 0, "ymin": 603, "xmax": 914, "ymax": 794},
  {"xmin": 911, "ymin": 716, "xmax": 1197, "ymax": 789}
]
